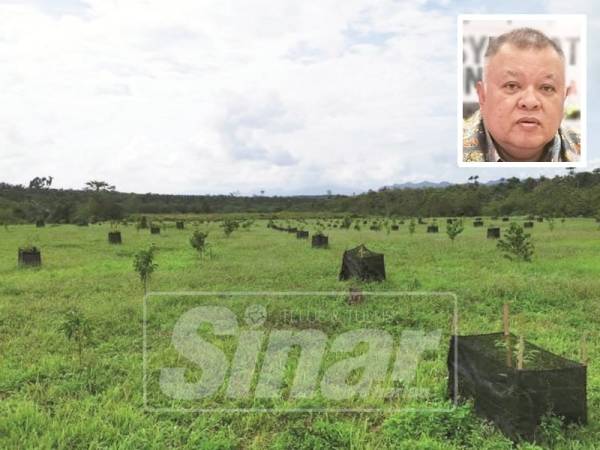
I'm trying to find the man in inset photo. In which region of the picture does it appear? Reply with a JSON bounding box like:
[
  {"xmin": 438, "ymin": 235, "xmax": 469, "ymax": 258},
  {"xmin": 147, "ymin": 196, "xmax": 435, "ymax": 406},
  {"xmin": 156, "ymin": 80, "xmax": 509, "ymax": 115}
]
[{"xmin": 463, "ymin": 27, "xmax": 581, "ymax": 162}]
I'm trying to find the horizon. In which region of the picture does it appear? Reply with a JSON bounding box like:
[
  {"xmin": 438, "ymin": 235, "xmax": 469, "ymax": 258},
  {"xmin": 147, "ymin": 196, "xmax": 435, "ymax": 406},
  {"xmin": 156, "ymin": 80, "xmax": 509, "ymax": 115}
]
[{"xmin": 2, "ymin": 170, "xmax": 585, "ymax": 198}]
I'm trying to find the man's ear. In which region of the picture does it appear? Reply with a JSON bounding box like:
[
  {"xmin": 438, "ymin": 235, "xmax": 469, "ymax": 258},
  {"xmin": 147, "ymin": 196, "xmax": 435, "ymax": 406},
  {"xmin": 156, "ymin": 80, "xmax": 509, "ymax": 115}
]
[
  {"xmin": 476, "ymin": 80, "xmax": 486, "ymax": 107},
  {"xmin": 565, "ymin": 85, "xmax": 572, "ymax": 99}
]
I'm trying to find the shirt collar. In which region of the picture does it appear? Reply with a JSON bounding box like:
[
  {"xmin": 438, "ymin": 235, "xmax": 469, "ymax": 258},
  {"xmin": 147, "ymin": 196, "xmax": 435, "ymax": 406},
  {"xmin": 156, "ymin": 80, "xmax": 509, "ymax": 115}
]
[{"xmin": 483, "ymin": 126, "xmax": 561, "ymax": 162}]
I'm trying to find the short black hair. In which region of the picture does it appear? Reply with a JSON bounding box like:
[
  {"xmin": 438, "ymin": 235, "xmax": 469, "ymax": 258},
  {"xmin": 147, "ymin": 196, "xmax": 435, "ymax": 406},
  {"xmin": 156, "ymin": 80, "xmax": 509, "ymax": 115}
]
[{"xmin": 485, "ymin": 27, "xmax": 564, "ymax": 60}]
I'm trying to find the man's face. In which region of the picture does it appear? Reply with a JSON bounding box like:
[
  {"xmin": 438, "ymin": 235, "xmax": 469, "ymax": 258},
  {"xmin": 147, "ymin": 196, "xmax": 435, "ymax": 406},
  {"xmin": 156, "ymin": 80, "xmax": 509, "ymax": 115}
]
[{"xmin": 477, "ymin": 43, "xmax": 567, "ymax": 161}]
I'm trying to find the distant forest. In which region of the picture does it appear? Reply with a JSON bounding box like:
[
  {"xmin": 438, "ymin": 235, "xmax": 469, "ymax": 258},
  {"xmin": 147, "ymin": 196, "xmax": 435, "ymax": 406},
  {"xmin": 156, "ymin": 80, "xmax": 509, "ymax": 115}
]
[{"xmin": 2, "ymin": 170, "xmax": 600, "ymax": 223}]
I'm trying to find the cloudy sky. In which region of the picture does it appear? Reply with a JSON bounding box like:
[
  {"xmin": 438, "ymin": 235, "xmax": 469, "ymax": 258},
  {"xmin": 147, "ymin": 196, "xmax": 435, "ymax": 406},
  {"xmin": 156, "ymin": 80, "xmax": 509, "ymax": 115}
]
[{"xmin": 1, "ymin": 0, "xmax": 598, "ymax": 195}]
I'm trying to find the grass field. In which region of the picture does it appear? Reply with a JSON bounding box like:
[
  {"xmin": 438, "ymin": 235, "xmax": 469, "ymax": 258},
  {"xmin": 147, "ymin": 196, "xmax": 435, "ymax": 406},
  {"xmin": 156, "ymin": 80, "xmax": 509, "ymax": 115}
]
[{"xmin": 1, "ymin": 218, "xmax": 599, "ymax": 449}]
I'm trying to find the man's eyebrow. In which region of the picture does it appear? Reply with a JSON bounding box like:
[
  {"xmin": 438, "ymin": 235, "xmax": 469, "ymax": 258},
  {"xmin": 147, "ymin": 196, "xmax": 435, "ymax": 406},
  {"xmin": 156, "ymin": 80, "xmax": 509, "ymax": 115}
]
[
  {"xmin": 499, "ymin": 70, "xmax": 559, "ymax": 80},
  {"xmin": 502, "ymin": 70, "xmax": 521, "ymax": 78}
]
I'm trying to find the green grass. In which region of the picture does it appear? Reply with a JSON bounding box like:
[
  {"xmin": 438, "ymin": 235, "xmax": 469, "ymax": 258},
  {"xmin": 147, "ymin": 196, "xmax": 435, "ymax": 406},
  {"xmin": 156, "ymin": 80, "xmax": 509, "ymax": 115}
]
[{"xmin": 1, "ymin": 218, "xmax": 599, "ymax": 449}]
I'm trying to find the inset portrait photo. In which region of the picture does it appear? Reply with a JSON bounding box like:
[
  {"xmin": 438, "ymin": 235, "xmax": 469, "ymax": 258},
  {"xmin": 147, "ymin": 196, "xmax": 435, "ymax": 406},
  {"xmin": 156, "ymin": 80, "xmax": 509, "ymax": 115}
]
[{"xmin": 458, "ymin": 15, "xmax": 586, "ymax": 166}]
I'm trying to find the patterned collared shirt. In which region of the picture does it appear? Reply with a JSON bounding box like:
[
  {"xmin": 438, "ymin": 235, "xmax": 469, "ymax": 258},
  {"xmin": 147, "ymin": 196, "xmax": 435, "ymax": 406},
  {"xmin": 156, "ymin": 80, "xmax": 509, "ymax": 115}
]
[{"xmin": 463, "ymin": 110, "xmax": 580, "ymax": 162}]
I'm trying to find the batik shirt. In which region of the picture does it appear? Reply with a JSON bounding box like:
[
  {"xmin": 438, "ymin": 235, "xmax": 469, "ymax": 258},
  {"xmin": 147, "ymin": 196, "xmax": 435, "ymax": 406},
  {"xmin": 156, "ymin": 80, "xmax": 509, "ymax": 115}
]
[{"xmin": 463, "ymin": 110, "xmax": 580, "ymax": 162}]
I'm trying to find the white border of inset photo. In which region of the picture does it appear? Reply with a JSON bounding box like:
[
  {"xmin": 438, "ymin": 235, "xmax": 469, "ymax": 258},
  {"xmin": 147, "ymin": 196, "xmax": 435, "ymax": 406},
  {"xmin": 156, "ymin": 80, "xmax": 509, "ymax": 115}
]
[{"xmin": 457, "ymin": 14, "xmax": 587, "ymax": 168}]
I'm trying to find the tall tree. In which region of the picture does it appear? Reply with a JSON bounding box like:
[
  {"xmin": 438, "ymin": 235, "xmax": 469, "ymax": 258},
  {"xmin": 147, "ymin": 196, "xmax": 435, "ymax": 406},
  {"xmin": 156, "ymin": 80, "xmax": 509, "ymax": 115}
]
[
  {"xmin": 85, "ymin": 180, "xmax": 115, "ymax": 192},
  {"xmin": 28, "ymin": 176, "xmax": 53, "ymax": 189}
]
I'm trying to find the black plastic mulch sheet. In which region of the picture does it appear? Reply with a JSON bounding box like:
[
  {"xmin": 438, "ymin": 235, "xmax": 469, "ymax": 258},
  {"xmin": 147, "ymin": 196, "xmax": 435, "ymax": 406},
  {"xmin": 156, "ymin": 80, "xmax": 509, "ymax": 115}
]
[
  {"xmin": 338, "ymin": 244, "xmax": 385, "ymax": 281},
  {"xmin": 447, "ymin": 332, "xmax": 587, "ymax": 442}
]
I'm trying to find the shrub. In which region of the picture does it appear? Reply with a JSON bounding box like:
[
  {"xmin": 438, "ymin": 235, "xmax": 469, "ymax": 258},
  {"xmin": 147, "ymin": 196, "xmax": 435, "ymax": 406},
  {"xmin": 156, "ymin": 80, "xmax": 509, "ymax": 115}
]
[
  {"xmin": 446, "ymin": 219, "xmax": 464, "ymax": 242},
  {"xmin": 221, "ymin": 219, "xmax": 239, "ymax": 237},
  {"xmin": 408, "ymin": 218, "xmax": 416, "ymax": 235},
  {"xmin": 59, "ymin": 309, "xmax": 93, "ymax": 366},
  {"xmin": 20, "ymin": 236, "xmax": 37, "ymax": 252},
  {"xmin": 133, "ymin": 245, "xmax": 158, "ymax": 293},
  {"xmin": 496, "ymin": 223, "xmax": 534, "ymax": 262},
  {"xmin": 340, "ymin": 216, "xmax": 352, "ymax": 229},
  {"xmin": 190, "ymin": 230, "xmax": 209, "ymax": 255}
]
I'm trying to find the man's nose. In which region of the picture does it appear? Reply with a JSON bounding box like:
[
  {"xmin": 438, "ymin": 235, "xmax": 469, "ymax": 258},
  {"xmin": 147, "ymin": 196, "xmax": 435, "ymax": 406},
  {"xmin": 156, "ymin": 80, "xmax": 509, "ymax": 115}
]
[{"xmin": 517, "ymin": 87, "xmax": 541, "ymax": 110}]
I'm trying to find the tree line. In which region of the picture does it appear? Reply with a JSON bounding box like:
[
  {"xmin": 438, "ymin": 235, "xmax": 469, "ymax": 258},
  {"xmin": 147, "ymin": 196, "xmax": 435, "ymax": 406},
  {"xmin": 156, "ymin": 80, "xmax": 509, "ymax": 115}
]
[{"xmin": 1, "ymin": 170, "xmax": 600, "ymax": 223}]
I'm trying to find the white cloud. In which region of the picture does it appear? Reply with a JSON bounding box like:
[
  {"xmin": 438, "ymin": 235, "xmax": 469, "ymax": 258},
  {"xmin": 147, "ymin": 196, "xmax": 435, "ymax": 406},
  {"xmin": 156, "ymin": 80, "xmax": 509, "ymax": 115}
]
[{"xmin": 0, "ymin": 0, "xmax": 598, "ymax": 194}]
